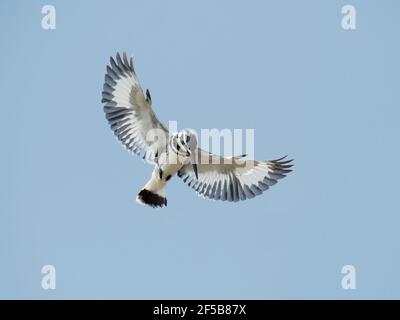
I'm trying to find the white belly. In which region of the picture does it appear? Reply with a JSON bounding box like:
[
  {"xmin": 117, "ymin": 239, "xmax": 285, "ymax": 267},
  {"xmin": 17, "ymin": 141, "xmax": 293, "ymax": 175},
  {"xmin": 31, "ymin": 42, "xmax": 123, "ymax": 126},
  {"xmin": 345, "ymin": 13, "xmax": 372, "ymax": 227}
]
[
  {"xmin": 142, "ymin": 151, "xmax": 185, "ymax": 196},
  {"xmin": 158, "ymin": 151, "xmax": 185, "ymax": 177}
]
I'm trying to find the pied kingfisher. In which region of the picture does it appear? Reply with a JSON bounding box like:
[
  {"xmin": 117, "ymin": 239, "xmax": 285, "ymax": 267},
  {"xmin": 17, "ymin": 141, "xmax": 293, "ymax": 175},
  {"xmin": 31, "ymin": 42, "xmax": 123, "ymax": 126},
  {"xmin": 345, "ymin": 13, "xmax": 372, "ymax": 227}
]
[{"xmin": 102, "ymin": 53, "xmax": 293, "ymax": 208}]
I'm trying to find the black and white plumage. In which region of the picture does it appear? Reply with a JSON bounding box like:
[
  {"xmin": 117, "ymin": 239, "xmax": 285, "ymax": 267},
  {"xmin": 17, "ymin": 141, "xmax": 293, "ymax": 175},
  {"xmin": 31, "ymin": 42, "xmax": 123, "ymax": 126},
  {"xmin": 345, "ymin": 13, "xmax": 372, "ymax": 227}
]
[
  {"xmin": 177, "ymin": 152, "xmax": 293, "ymax": 202},
  {"xmin": 102, "ymin": 52, "xmax": 293, "ymax": 208},
  {"xmin": 102, "ymin": 52, "xmax": 168, "ymax": 163}
]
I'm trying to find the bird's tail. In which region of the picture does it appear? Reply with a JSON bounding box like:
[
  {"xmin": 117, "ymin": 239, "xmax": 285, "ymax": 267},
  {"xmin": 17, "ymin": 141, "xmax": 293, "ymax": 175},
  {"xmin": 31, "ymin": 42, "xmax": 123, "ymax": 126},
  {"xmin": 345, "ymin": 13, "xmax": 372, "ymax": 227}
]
[
  {"xmin": 136, "ymin": 166, "xmax": 168, "ymax": 208},
  {"xmin": 136, "ymin": 189, "xmax": 167, "ymax": 208}
]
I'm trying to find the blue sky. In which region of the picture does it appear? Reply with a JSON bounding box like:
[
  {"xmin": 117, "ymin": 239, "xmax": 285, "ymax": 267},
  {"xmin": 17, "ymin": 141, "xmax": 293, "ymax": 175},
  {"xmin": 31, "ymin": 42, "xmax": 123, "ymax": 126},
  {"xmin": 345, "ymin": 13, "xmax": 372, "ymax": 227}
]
[{"xmin": 1, "ymin": 0, "xmax": 400, "ymax": 299}]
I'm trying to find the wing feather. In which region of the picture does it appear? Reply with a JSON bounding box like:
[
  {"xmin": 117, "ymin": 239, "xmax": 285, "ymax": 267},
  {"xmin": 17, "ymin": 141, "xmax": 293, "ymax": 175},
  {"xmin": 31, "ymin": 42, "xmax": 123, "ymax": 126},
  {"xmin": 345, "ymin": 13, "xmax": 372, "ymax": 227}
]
[
  {"xmin": 178, "ymin": 148, "xmax": 293, "ymax": 202},
  {"xmin": 102, "ymin": 52, "xmax": 169, "ymax": 163}
]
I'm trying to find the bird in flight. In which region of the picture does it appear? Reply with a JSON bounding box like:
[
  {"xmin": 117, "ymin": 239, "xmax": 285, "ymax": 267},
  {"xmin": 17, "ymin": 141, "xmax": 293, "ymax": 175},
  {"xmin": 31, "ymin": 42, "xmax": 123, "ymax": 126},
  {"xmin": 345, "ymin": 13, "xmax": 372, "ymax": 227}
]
[{"xmin": 102, "ymin": 52, "xmax": 293, "ymax": 208}]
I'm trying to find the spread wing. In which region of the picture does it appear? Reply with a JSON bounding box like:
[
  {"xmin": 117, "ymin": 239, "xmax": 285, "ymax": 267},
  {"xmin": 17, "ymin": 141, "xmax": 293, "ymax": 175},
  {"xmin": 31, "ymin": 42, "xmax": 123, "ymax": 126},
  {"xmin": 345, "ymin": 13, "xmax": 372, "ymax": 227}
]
[
  {"xmin": 102, "ymin": 52, "xmax": 169, "ymax": 163},
  {"xmin": 177, "ymin": 148, "xmax": 293, "ymax": 202}
]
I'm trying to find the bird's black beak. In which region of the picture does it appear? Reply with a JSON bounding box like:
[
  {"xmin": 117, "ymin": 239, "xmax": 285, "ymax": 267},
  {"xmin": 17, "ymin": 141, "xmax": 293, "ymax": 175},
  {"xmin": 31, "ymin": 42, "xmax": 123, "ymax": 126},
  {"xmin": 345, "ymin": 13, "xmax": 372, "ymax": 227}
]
[
  {"xmin": 192, "ymin": 163, "xmax": 198, "ymax": 180},
  {"xmin": 190, "ymin": 152, "xmax": 199, "ymax": 179}
]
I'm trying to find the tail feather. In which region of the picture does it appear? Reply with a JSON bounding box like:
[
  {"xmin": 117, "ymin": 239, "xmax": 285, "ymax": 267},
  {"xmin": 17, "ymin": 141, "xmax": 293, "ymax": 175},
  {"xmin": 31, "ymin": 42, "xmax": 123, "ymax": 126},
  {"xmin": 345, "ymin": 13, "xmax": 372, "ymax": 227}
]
[{"xmin": 136, "ymin": 189, "xmax": 167, "ymax": 208}]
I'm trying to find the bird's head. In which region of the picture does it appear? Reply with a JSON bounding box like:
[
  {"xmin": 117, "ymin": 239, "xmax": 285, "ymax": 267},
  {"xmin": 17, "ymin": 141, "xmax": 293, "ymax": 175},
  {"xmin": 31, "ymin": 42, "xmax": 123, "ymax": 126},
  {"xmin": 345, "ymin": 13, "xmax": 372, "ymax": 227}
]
[{"xmin": 172, "ymin": 129, "xmax": 199, "ymax": 179}]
